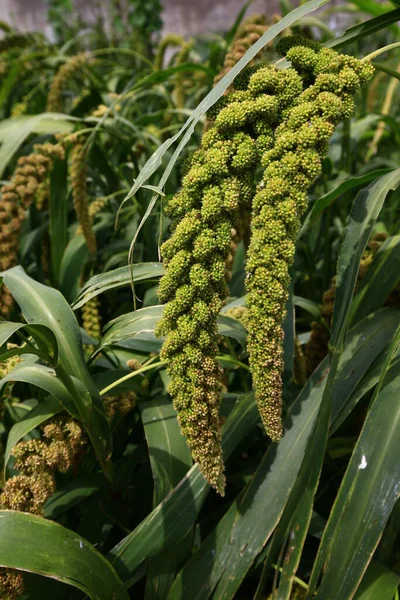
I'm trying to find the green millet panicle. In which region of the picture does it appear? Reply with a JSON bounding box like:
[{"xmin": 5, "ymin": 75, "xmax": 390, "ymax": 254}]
[
  {"xmin": 0, "ymin": 416, "xmax": 85, "ymax": 515},
  {"xmin": 0, "ymin": 352, "xmax": 22, "ymax": 419},
  {"xmin": 0, "ymin": 353, "xmax": 22, "ymax": 380},
  {"xmin": 76, "ymin": 196, "xmax": 109, "ymax": 236},
  {"xmin": 70, "ymin": 138, "xmax": 96, "ymax": 254},
  {"xmin": 154, "ymin": 33, "xmax": 185, "ymax": 70},
  {"xmin": 225, "ymin": 305, "xmax": 249, "ymax": 328},
  {"xmin": 0, "ymin": 415, "xmax": 84, "ymax": 600},
  {"xmin": 81, "ymin": 297, "xmax": 102, "ymax": 341},
  {"xmin": 293, "ymin": 337, "xmax": 307, "ymax": 386},
  {"xmin": 104, "ymin": 391, "xmax": 137, "ymax": 419},
  {"xmin": 47, "ymin": 52, "xmax": 89, "ymax": 113},
  {"xmin": 157, "ymin": 37, "xmax": 373, "ymax": 491},
  {"xmin": 156, "ymin": 64, "xmax": 303, "ymax": 494},
  {"xmin": 0, "ymin": 442, "xmax": 57, "ymax": 514},
  {"xmin": 173, "ymin": 38, "xmax": 195, "ymax": 109},
  {"xmin": 246, "ymin": 42, "xmax": 374, "ymax": 439}
]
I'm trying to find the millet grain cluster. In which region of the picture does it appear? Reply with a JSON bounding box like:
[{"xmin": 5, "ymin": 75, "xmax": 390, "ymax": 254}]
[{"xmin": 157, "ymin": 38, "xmax": 374, "ymax": 493}]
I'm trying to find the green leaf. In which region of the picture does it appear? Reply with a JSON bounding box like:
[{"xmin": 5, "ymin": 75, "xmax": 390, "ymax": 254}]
[
  {"xmin": 350, "ymin": 235, "xmax": 400, "ymax": 325},
  {"xmin": 326, "ymin": 7, "xmax": 400, "ymax": 49},
  {"xmin": 312, "ymin": 369, "xmax": 400, "ymax": 598},
  {"xmin": 355, "ymin": 561, "xmax": 400, "ymax": 600},
  {"xmin": 4, "ymin": 395, "xmax": 61, "ymax": 475},
  {"xmin": 0, "ymin": 321, "xmax": 58, "ymax": 364},
  {"xmin": 44, "ymin": 475, "xmax": 103, "ymax": 520},
  {"xmin": 131, "ymin": 63, "xmax": 215, "ymax": 90},
  {"xmin": 331, "ymin": 169, "xmax": 400, "ymax": 348},
  {"xmin": 293, "ymin": 296, "xmax": 321, "ymax": 319},
  {"xmin": 58, "ymin": 233, "xmax": 90, "ymax": 303},
  {"xmin": 109, "ymin": 392, "xmax": 259, "ymax": 581},
  {"xmin": 168, "ymin": 362, "xmax": 329, "ymax": 600},
  {"xmin": 101, "ymin": 305, "xmax": 247, "ymax": 351},
  {"xmin": 0, "ymin": 113, "xmax": 76, "ymax": 178},
  {"xmin": 0, "ymin": 364, "xmax": 79, "ymax": 419},
  {"xmin": 72, "ymin": 262, "xmax": 164, "ymax": 309},
  {"xmin": 4, "ymin": 267, "xmax": 88, "ymax": 387},
  {"xmin": 140, "ymin": 397, "xmax": 192, "ymax": 504},
  {"xmin": 275, "ymin": 491, "xmax": 314, "ymax": 600},
  {"xmin": 217, "ymin": 314, "xmax": 247, "ymax": 345},
  {"xmin": 300, "ymin": 169, "xmax": 393, "ymax": 236},
  {"xmin": 351, "ymin": 0, "xmax": 393, "ymax": 17},
  {"xmin": 3, "ymin": 267, "xmax": 112, "ymax": 474},
  {"xmin": 140, "ymin": 398, "xmax": 192, "ymax": 600},
  {"xmin": 49, "ymin": 157, "xmax": 68, "ymax": 285},
  {"xmin": 0, "ymin": 510, "xmax": 128, "ymax": 600},
  {"xmin": 331, "ymin": 308, "xmax": 400, "ymax": 432},
  {"xmin": 58, "ymin": 219, "xmax": 110, "ymax": 303},
  {"xmin": 0, "ymin": 61, "xmax": 24, "ymax": 110},
  {"xmin": 225, "ymin": 0, "xmax": 253, "ymax": 45},
  {"xmin": 101, "ymin": 306, "xmax": 163, "ymax": 349}
]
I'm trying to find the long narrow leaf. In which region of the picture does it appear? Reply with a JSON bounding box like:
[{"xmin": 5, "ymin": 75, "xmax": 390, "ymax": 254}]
[
  {"xmin": 331, "ymin": 169, "xmax": 400, "ymax": 347},
  {"xmin": 0, "ymin": 511, "xmax": 128, "ymax": 600},
  {"xmin": 141, "ymin": 398, "xmax": 192, "ymax": 600},
  {"xmin": 3, "ymin": 267, "xmax": 112, "ymax": 472},
  {"xmin": 4, "ymin": 396, "xmax": 61, "ymax": 475},
  {"xmin": 326, "ymin": 7, "xmax": 400, "ymax": 49},
  {"xmin": 72, "ymin": 263, "xmax": 164, "ymax": 309},
  {"xmin": 349, "ymin": 235, "xmax": 400, "ymax": 325},
  {"xmin": 109, "ymin": 392, "xmax": 259, "ymax": 579},
  {"xmin": 313, "ymin": 368, "xmax": 400, "ymax": 598}
]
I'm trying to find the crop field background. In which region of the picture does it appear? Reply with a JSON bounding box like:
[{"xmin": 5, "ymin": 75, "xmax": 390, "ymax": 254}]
[{"xmin": 0, "ymin": 1, "xmax": 399, "ymax": 599}]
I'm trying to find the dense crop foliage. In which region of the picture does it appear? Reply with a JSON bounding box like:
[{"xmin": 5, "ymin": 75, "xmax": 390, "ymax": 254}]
[{"xmin": 0, "ymin": 1, "xmax": 400, "ymax": 599}]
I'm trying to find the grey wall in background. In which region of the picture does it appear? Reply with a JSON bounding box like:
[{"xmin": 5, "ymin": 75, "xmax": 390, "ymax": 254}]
[
  {"xmin": 161, "ymin": 0, "xmax": 281, "ymax": 35},
  {"xmin": 0, "ymin": 0, "xmax": 295, "ymax": 37}
]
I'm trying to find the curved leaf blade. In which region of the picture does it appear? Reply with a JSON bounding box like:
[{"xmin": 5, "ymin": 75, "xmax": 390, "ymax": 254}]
[
  {"xmin": 314, "ymin": 371, "xmax": 400, "ymax": 599},
  {"xmin": 109, "ymin": 392, "xmax": 259, "ymax": 580},
  {"xmin": 350, "ymin": 235, "xmax": 400, "ymax": 325},
  {"xmin": 4, "ymin": 396, "xmax": 62, "ymax": 475},
  {"xmin": 140, "ymin": 398, "xmax": 192, "ymax": 600},
  {"xmin": 0, "ymin": 321, "xmax": 58, "ymax": 365},
  {"xmin": 0, "ymin": 364, "xmax": 79, "ymax": 418},
  {"xmin": 331, "ymin": 169, "xmax": 400, "ymax": 347},
  {"xmin": 3, "ymin": 267, "xmax": 112, "ymax": 468},
  {"xmin": 102, "ymin": 305, "xmax": 247, "ymax": 349},
  {"xmin": 300, "ymin": 169, "xmax": 393, "ymax": 237},
  {"xmin": 0, "ymin": 511, "xmax": 128, "ymax": 600},
  {"xmin": 72, "ymin": 262, "xmax": 164, "ymax": 309}
]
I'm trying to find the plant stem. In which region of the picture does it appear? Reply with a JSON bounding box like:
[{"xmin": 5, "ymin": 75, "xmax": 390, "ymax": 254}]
[{"xmin": 99, "ymin": 360, "xmax": 166, "ymax": 395}]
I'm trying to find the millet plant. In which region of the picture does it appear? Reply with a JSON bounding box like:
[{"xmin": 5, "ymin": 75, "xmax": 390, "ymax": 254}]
[{"xmin": 0, "ymin": 1, "xmax": 400, "ymax": 599}]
